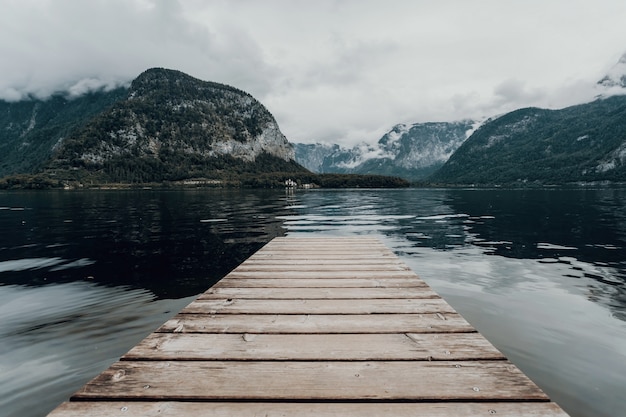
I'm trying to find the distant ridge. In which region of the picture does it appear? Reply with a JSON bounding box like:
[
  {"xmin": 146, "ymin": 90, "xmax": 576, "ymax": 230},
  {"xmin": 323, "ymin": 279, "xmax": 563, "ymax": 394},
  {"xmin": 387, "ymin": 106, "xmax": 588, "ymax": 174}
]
[
  {"xmin": 295, "ymin": 120, "xmax": 475, "ymax": 181},
  {"xmin": 429, "ymin": 95, "xmax": 626, "ymax": 185}
]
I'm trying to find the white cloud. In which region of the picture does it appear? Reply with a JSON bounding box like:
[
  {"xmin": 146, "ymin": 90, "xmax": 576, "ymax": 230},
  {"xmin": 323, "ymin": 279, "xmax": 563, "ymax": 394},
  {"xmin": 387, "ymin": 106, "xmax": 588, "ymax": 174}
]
[{"xmin": 1, "ymin": 0, "xmax": 626, "ymax": 145}]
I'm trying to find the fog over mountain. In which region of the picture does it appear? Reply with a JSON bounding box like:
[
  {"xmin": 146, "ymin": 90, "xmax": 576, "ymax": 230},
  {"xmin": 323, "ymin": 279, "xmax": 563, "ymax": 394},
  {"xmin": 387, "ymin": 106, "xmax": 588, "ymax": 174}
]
[
  {"xmin": 295, "ymin": 121, "xmax": 476, "ymax": 181},
  {"xmin": 2, "ymin": 1, "xmax": 626, "ymax": 148},
  {"xmin": 296, "ymin": 52, "xmax": 626, "ymax": 184},
  {"xmin": 428, "ymin": 58, "xmax": 626, "ymax": 185}
]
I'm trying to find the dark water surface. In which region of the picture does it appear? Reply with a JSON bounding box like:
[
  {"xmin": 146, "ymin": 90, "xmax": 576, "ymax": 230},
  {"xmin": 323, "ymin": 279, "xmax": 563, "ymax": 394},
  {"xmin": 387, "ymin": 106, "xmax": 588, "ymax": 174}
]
[{"xmin": 0, "ymin": 188, "xmax": 624, "ymax": 417}]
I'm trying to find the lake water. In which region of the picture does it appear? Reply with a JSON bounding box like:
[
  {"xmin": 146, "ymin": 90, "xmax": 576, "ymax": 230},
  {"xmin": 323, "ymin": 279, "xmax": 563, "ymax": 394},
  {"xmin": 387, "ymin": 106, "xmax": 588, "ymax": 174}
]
[{"xmin": 1, "ymin": 188, "xmax": 625, "ymax": 417}]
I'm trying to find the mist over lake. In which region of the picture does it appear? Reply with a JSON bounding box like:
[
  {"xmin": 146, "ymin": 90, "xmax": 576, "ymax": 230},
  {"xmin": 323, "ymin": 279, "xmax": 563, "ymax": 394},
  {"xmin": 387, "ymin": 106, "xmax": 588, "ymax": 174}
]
[{"xmin": 1, "ymin": 188, "xmax": 625, "ymax": 417}]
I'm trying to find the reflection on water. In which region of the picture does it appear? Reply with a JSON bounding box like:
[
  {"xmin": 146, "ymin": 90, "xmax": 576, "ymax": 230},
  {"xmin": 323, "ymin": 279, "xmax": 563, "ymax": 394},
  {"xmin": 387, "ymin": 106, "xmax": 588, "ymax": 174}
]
[
  {"xmin": 283, "ymin": 188, "xmax": 626, "ymax": 417},
  {"xmin": 1, "ymin": 188, "xmax": 625, "ymax": 417},
  {"xmin": 0, "ymin": 282, "xmax": 194, "ymax": 417},
  {"xmin": 0, "ymin": 189, "xmax": 291, "ymax": 417},
  {"xmin": 1, "ymin": 189, "xmax": 290, "ymax": 297}
]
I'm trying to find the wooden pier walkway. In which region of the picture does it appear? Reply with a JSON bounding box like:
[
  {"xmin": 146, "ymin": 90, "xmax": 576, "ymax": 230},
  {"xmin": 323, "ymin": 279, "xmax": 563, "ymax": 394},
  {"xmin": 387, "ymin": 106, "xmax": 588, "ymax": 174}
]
[{"xmin": 48, "ymin": 236, "xmax": 570, "ymax": 416}]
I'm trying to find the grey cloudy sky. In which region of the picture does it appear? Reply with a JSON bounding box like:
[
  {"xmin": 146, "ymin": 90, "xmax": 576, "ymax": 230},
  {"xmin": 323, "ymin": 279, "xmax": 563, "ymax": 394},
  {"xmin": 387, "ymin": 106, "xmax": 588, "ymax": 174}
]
[{"xmin": 1, "ymin": 0, "xmax": 626, "ymax": 146}]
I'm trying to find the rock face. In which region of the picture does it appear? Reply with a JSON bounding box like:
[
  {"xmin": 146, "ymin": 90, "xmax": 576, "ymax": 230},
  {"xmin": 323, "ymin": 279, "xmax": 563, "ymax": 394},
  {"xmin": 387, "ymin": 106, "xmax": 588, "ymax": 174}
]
[
  {"xmin": 294, "ymin": 120, "xmax": 475, "ymax": 181},
  {"xmin": 294, "ymin": 142, "xmax": 343, "ymax": 172},
  {"xmin": 1, "ymin": 68, "xmax": 303, "ymax": 183},
  {"xmin": 47, "ymin": 68, "xmax": 299, "ymax": 182}
]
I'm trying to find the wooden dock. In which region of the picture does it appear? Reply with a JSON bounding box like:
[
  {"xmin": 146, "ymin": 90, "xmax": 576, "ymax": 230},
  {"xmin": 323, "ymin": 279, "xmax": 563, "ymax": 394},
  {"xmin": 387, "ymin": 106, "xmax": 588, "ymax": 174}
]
[{"xmin": 48, "ymin": 236, "xmax": 570, "ymax": 416}]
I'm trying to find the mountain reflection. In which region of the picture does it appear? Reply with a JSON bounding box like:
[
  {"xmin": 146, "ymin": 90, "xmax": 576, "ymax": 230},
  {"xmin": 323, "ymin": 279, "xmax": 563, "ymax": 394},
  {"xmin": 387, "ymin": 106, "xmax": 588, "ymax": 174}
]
[
  {"xmin": 441, "ymin": 188, "xmax": 626, "ymax": 320},
  {"xmin": 0, "ymin": 189, "xmax": 292, "ymax": 298}
]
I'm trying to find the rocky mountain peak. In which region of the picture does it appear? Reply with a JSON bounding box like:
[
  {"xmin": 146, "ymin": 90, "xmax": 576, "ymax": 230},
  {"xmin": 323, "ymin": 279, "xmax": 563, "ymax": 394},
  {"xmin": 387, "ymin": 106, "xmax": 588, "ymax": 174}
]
[
  {"xmin": 59, "ymin": 68, "xmax": 296, "ymax": 165},
  {"xmin": 294, "ymin": 120, "xmax": 474, "ymax": 181},
  {"xmin": 0, "ymin": 68, "xmax": 303, "ymax": 184}
]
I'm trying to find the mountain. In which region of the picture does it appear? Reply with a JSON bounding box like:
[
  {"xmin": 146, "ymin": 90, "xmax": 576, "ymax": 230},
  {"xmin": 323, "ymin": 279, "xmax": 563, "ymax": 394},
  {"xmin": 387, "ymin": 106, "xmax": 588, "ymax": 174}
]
[
  {"xmin": 429, "ymin": 95, "xmax": 626, "ymax": 185},
  {"xmin": 1, "ymin": 68, "xmax": 306, "ymax": 186},
  {"xmin": 294, "ymin": 142, "xmax": 342, "ymax": 172},
  {"xmin": 46, "ymin": 68, "xmax": 304, "ymax": 184},
  {"xmin": 0, "ymin": 88, "xmax": 128, "ymax": 177},
  {"xmin": 294, "ymin": 120, "xmax": 475, "ymax": 181},
  {"xmin": 598, "ymin": 52, "xmax": 626, "ymax": 89}
]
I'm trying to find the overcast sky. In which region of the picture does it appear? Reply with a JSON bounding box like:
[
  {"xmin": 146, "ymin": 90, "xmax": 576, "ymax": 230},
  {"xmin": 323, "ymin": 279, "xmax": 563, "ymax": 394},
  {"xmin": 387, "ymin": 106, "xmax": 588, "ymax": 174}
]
[{"xmin": 1, "ymin": 0, "xmax": 626, "ymax": 146}]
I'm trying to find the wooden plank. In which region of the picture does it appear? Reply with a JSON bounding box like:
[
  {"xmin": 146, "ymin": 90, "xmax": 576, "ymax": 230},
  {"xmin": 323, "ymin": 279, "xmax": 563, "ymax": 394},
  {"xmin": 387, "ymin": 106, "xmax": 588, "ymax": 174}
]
[
  {"xmin": 72, "ymin": 360, "xmax": 549, "ymax": 401},
  {"xmin": 213, "ymin": 278, "xmax": 427, "ymax": 288},
  {"xmin": 181, "ymin": 298, "xmax": 454, "ymax": 314},
  {"xmin": 225, "ymin": 271, "xmax": 420, "ymax": 279},
  {"xmin": 242, "ymin": 258, "xmax": 405, "ymax": 265},
  {"xmin": 259, "ymin": 239, "xmax": 389, "ymax": 245},
  {"xmin": 248, "ymin": 250, "xmax": 398, "ymax": 262},
  {"xmin": 232, "ymin": 264, "xmax": 411, "ymax": 272},
  {"xmin": 123, "ymin": 333, "xmax": 506, "ymax": 361},
  {"xmin": 270, "ymin": 236, "xmax": 381, "ymax": 241},
  {"xmin": 255, "ymin": 248, "xmax": 396, "ymax": 254},
  {"xmin": 261, "ymin": 242, "xmax": 391, "ymax": 248},
  {"xmin": 199, "ymin": 287, "xmax": 438, "ymax": 299},
  {"xmin": 46, "ymin": 236, "xmax": 570, "ymax": 417},
  {"xmin": 157, "ymin": 313, "xmax": 475, "ymax": 334},
  {"xmin": 49, "ymin": 401, "xmax": 570, "ymax": 417}
]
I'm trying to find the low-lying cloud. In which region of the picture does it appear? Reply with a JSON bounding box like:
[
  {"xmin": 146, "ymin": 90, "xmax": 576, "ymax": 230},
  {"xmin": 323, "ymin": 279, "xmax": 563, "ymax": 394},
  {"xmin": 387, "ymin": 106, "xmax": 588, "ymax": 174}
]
[{"xmin": 1, "ymin": 0, "xmax": 626, "ymax": 145}]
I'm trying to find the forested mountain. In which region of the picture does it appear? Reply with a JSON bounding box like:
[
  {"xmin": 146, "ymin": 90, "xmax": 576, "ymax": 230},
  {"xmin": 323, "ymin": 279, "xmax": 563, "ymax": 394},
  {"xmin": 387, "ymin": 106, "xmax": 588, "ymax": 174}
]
[
  {"xmin": 429, "ymin": 95, "xmax": 626, "ymax": 185},
  {"xmin": 1, "ymin": 68, "xmax": 308, "ymax": 187},
  {"xmin": 295, "ymin": 121, "xmax": 475, "ymax": 181},
  {"xmin": 0, "ymin": 88, "xmax": 127, "ymax": 177},
  {"xmin": 5, "ymin": 59, "xmax": 626, "ymax": 189},
  {"xmin": 46, "ymin": 68, "xmax": 305, "ymax": 184}
]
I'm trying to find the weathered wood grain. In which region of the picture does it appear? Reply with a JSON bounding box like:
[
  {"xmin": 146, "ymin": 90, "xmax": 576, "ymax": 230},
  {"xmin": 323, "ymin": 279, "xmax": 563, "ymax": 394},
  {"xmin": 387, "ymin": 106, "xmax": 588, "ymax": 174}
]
[
  {"xmin": 248, "ymin": 253, "xmax": 397, "ymax": 260},
  {"xmin": 123, "ymin": 333, "xmax": 505, "ymax": 361},
  {"xmin": 181, "ymin": 298, "xmax": 454, "ymax": 314},
  {"xmin": 46, "ymin": 236, "xmax": 570, "ymax": 417},
  {"xmin": 253, "ymin": 248, "xmax": 396, "ymax": 255},
  {"xmin": 199, "ymin": 286, "xmax": 438, "ymax": 299},
  {"xmin": 224, "ymin": 270, "xmax": 422, "ymax": 279},
  {"xmin": 49, "ymin": 401, "xmax": 570, "ymax": 417},
  {"xmin": 73, "ymin": 360, "xmax": 549, "ymax": 401},
  {"xmin": 212, "ymin": 277, "xmax": 427, "ymax": 288},
  {"xmin": 157, "ymin": 313, "xmax": 475, "ymax": 334},
  {"xmin": 241, "ymin": 258, "xmax": 406, "ymax": 265},
  {"xmin": 232, "ymin": 264, "xmax": 411, "ymax": 272}
]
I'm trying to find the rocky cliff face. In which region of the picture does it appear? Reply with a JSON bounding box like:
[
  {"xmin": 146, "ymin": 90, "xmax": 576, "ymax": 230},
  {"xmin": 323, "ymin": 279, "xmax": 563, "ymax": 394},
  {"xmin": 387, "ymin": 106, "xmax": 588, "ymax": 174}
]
[
  {"xmin": 294, "ymin": 142, "xmax": 342, "ymax": 172},
  {"xmin": 52, "ymin": 68, "xmax": 296, "ymax": 175},
  {"xmin": 0, "ymin": 68, "xmax": 304, "ymax": 183}
]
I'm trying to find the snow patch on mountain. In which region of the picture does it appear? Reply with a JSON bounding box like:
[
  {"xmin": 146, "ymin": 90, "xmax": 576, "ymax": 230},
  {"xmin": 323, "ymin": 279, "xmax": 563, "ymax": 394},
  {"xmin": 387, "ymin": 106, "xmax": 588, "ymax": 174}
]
[
  {"xmin": 597, "ymin": 51, "xmax": 626, "ymax": 94},
  {"xmin": 294, "ymin": 120, "xmax": 475, "ymax": 180}
]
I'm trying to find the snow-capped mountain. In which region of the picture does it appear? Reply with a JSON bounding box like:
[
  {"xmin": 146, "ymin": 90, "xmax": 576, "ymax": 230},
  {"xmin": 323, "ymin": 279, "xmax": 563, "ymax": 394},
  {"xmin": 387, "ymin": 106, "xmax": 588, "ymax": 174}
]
[
  {"xmin": 294, "ymin": 120, "xmax": 476, "ymax": 181},
  {"xmin": 598, "ymin": 52, "xmax": 626, "ymax": 89}
]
